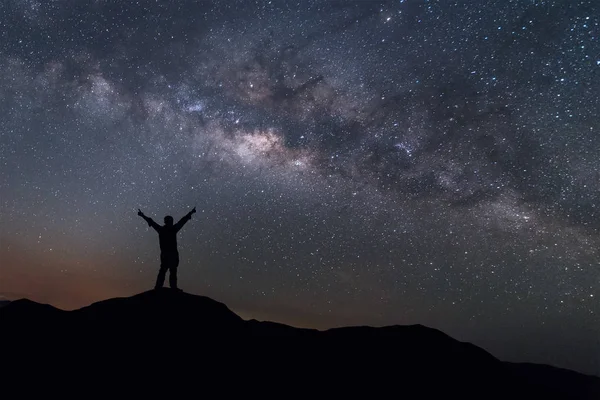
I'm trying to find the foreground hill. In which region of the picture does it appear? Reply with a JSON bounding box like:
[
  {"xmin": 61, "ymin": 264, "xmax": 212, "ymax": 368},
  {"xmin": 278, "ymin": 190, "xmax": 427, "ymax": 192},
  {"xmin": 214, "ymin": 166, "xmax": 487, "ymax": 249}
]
[{"xmin": 1, "ymin": 288, "xmax": 598, "ymax": 399}]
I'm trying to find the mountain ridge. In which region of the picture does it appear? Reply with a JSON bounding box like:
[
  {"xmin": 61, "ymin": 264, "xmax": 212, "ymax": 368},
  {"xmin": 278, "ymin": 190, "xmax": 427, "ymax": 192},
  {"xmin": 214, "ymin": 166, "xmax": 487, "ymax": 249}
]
[{"xmin": 1, "ymin": 288, "xmax": 598, "ymax": 399}]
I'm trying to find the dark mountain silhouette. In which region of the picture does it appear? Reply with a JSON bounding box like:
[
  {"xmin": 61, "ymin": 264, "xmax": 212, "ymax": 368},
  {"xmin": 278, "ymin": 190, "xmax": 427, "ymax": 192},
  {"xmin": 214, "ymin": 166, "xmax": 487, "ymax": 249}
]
[{"xmin": 1, "ymin": 289, "xmax": 598, "ymax": 399}]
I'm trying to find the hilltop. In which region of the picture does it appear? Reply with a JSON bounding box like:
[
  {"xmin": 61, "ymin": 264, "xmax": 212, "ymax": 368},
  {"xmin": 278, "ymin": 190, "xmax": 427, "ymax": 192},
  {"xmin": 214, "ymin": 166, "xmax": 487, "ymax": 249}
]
[{"xmin": 1, "ymin": 288, "xmax": 598, "ymax": 399}]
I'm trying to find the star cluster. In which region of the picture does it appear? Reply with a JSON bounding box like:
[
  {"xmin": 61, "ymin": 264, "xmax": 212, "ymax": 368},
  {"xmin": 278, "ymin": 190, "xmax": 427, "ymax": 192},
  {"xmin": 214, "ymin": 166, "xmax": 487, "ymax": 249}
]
[{"xmin": 0, "ymin": 0, "xmax": 598, "ymax": 375}]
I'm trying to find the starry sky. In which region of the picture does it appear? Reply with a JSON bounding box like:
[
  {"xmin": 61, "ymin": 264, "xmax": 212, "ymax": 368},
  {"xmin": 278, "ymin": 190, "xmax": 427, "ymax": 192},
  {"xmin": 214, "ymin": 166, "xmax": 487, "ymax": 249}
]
[{"xmin": 0, "ymin": 0, "xmax": 599, "ymax": 375}]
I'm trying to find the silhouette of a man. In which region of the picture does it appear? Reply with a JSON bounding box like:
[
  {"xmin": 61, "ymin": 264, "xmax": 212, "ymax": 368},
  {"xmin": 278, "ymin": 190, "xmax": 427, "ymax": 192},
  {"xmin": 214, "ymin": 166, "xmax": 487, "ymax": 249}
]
[{"xmin": 137, "ymin": 207, "xmax": 196, "ymax": 290}]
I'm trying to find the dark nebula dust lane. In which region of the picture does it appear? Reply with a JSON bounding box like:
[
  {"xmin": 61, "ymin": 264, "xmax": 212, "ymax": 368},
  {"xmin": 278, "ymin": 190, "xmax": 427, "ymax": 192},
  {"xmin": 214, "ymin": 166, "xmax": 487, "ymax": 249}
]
[{"xmin": 0, "ymin": 0, "xmax": 598, "ymax": 375}]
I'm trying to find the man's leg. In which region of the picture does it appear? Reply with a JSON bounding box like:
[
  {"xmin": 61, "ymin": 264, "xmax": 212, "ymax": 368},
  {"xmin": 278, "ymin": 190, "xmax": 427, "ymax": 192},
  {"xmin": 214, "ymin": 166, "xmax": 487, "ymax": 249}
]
[
  {"xmin": 155, "ymin": 254, "xmax": 168, "ymax": 289},
  {"xmin": 169, "ymin": 253, "xmax": 180, "ymax": 289}
]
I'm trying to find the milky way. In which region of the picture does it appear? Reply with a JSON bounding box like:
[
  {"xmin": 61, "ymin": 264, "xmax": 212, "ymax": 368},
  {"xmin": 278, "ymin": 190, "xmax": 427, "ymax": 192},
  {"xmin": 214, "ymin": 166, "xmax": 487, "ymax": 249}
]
[{"xmin": 0, "ymin": 0, "xmax": 598, "ymax": 375}]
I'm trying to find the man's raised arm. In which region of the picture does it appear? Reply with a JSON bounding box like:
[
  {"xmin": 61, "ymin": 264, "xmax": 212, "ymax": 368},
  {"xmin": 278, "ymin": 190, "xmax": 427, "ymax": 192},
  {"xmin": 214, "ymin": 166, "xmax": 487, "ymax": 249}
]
[
  {"xmin": 138, "ymin": 209, "xmax": 160, "ymax": 231},
  {"xmin": 174, "ymin": 206, "xmax": 196, "ymax": 232}
]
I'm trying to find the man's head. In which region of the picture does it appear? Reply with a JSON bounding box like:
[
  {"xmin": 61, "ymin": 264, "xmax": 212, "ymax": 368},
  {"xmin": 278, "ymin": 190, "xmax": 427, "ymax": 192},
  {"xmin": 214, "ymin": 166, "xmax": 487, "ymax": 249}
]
[{"xmin": 164, "ymin": 216, "xmax": 174, "ymax": 226}]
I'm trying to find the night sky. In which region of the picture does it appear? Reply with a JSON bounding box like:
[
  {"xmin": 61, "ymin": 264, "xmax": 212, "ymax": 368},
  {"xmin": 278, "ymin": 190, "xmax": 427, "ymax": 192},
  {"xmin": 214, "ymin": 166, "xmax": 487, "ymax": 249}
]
[{"xmin": 0, "ymin": 0, "xmax": 598, "ymax": 375}]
